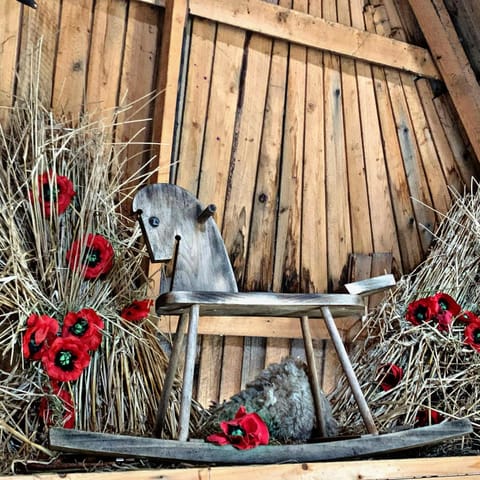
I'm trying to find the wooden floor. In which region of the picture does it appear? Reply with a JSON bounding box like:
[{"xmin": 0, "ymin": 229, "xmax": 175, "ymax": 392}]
[{"xmin": 4, "ymin": 456, "xmax": 480, "ymax": 479}]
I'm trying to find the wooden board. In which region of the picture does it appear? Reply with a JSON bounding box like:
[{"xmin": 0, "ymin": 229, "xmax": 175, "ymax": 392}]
[
  {"xmin": 52, "ymin": 0, "xmax": 94, "ymax": 119},
  {"xmin": 49, "ymin": 418, "xmax": 472, "ymax": 464},
  {"xmin": 138, "ymin": 0, "xmax": 439, "ymax": 79},
  {"xmin": 6, "ymin": 454, "xmax": 480, "ymax": 480},
  {"xmin": 0, "ymin": 0, "xmax": 21, "ymax": 127},
  {"xmin": 407, "ymin": 0, "xmax": 480, "ymax": 161}
]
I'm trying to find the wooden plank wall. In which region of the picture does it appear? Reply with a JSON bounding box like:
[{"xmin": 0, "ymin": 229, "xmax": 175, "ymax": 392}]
[
  {"xmin": 1, "ymin": 0, "xmax": 479, "ymax": 412},
  {"xmin": 172, "ymin": 0, "xmax": 480, "ymax": 407}
]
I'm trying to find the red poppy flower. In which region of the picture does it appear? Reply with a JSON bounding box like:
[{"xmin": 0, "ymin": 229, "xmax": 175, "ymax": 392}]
[
  {"xmin": 22, "ymin": 314, "xmax": 59, "ymax": 361},
  {"xmin": 39, "ymin": 382, "xmax": 75, "ymax": 429},
  {"xmin": 66, "ymin": 234, "xmax": 114, "ymax": 280},
  {"xmin": 457, "ymin": 311, "xmax": 479, "ymax": 324},
  {"xmin": 464, "ymin": 321, "xmax": 480, "ymax": 352},
  {"xmin": 206, "ymin": 406, "xmax": 269, "ymax": 450},
  {"xmin": 29, "ymin": 170, "xmax": 75, "ymax": 216},
  {"xmin": 42, "ymin": 337, "xmax": 91, "ymax": 382},
  {"xmin": 62, "ymin": 308, "xmax": 104, "ymax": 351},
  {"xmin": 437, "ymin": 310, "xmax": 454, "ymax": 332},
  {"xmin": 120, "ymin": 299, "xmax": 153, "ymax": 322},
  {"xmin": 415, "ymin": 409, "xmax": 443, "ymax": 427},
  {"xmin": 405, "ymin": 297, "xmax": 437, "ymax": 326},
  {"xmin": 378, "ymin": 363, "xmax": 403, "ymax": 391},
  {"xmin": 431, "ymin": 292, "xmax": 461, "ymax": 316}
]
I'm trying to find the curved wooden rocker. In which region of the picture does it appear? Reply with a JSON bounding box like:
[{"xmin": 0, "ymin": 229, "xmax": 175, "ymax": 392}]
[{"xmin": 49, "ymin": 183, "xmax": 472, "ymax": 463}]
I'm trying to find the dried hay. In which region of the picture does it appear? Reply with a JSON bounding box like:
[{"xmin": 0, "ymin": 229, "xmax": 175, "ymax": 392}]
[
  {"xmin": 0, "ymin": 59, "xmax": 199, "ymax": 474},
  {"xmin": 332, "ymin": 185, "xmax": 480, "ymax": 453}
]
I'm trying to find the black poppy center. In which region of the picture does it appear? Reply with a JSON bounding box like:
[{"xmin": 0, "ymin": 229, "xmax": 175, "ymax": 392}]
[
  {"xmin": 414, "ymin": 305, "xmax": 429, "ymax": 322},
  {"xmin": 439, "ymin": 299, "xmax": 449, "ymax": 311},
  {"xmin": 42, "ymin": 183, "xmax": 58, "ymax": 202},
  {"xmin": 55, "ymin": 350, "xmax": 77, "ymax": 371},
  {"xmin": 70, "ymin": 318, "xmax": 89, "ymax": 337},
  {"xmin": 83, "ymin": 248, "xmax": 101, "ymax": 267},
  {"xmin": 28, "ymin": 332, "xmax": 42, "ymax": 355},
  {"xmin": 228, "ymin": 425, "xmax": 245, "ymax": 437},
  {"xmin": 384, "ymin": 372, "xmax": 397, "ymax": 386},
  {"xmin": 473, "ymin": 329, "xmax": 480, "ymax": 344}
]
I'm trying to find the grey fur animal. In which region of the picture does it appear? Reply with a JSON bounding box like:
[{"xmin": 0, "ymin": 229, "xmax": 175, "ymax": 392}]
[{"xmin": 199, "ymin": 357, "xmax": 337, "ymax": 443}]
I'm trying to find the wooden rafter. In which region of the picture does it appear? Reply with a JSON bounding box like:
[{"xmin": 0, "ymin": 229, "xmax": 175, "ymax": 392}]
[
  {"xmin": 407, "ymin": 0, "xmax": 480, "ymax": 161},
  {"xmin": 139, "ymin": 0, "xmax": 439, "ymax": 79}
]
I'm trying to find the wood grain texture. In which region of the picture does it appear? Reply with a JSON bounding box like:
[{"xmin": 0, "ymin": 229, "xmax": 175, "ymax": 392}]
[
  {"xmin": 49, "ymin": 418, "xmax": 472, "ymax": 464},
  {"xmin": 0, "ymin": 0, "xmax": 21, "ymax": 126},
  {"xmin": 140, "ymin": 0, "xmax": 441, "ymax": 78},
  {"xmin": 156, "ymin": 291, "xmax": 365, "ymax": 318},
  {"xmin": 52, "ymin": 0, "xmax": 94, "ymax": 119},
  {"xmin": 407, "ymin": 0, "xmax": 480, "ymax": 160},
  {"xmin": 6, "ymin": 454, "xmax": 480, "ymax": 480}
]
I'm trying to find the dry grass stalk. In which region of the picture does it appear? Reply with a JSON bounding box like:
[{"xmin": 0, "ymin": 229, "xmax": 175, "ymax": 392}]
[{"xmin": 331, "ymin": 184, "xmax": 480, "ymax": 453}]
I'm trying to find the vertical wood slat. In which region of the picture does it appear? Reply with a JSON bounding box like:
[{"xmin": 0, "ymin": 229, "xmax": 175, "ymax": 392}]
[
  {"xmin": 323, "ymin": 0, "xmax": 352, "ymax": 292},
  {"xmin": 195, "ymin": 24, "xmax": 245, "ymax": 407},
  {"xmin": 374, "ymin": 3, "xmax": 452, "ymax": 217},
  {"xmin": 85, "ymin": 0, "xmax": 128, "ymax": 121},
  {"xmin": 175, "ymin": 18, "xmax": 216, "ymax": 193},
  {"xmin": 52, "ymin": 0, "xmax": 94, "ymax": 119},
  {"xmin": 246, "ymin": 0, "xmax": 290, "ymax": 370},
  {"xmin": 151, "ymin": 0, "xmax": 188, "ymax": 180},
  {"xmin": 0, "ymin": 0, "xmax": 21, "ymax": 127},
  {"xmin": 16, "ymin": 0, "xmax": 61, "ymax": 105},
  {"xmin": 272, "ymin": 0, "xmax": 305, "ymax": 295},
  {"xmin": 407, "ymin": 0, "xmax": 480, "ymax": 162},
  {"xmin": 337, "ymin": 0, "xmax": 373, "ymax": 257},
  {"xmin": 220, "ymin": 32, "xmax": 272, "ymax": 399}
]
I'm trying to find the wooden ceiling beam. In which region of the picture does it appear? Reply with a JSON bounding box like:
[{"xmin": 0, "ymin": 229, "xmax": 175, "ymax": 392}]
[
  {"xmin": 140, "ymin": 0, "xmax": 439, "ymax": 79},
  {"xmin": 407, "ymin": 0, "xmax": 480, "ymax": 161}
]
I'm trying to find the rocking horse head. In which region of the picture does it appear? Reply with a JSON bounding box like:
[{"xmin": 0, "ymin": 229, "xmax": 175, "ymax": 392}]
[{"xmin": 132, "ymin": 183, "xmax": 238, "ymax": 293}]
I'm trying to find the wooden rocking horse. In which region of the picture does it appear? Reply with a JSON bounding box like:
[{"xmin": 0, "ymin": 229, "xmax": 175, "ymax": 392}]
[{"xmin": 49, "ymin": 183, "xmax": 472, "ymax": 464}]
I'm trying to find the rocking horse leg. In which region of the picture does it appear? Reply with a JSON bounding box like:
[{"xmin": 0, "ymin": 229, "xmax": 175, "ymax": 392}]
[
  {"xmin": 321, "ymin": 306, "xmax": 378, "ymax": 435},
  {"xmin": 153, "ymin": 312, "xmax": 189, "ymax": 438},
  {"xmin": 178, "ymin": 303, "xmax": 200, "ymax": 441},
  {"xmin": 300, "ymin": 315, "xmax": 327, "ymax": 437}
]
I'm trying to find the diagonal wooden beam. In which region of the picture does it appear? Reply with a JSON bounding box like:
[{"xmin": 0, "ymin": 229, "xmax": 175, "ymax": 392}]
[
  {"xmin": 140, "ymin": 0, "xmax": 439, "ymax": 79},
  {"xmin": 407, "ymin": 0, "xmax": 480, "ymax": 161}
]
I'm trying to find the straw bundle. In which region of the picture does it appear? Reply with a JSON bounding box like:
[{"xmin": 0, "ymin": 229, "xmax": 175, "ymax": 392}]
[
  {"xmin": 0, "ymin": 77, "xmax": 197, "ymax": 473},
  {"xmin": 332, "ymin": 185, "xmax": 480, "ymax": 453}
]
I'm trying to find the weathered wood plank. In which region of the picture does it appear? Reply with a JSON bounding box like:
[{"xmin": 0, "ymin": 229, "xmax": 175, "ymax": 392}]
[
  {"xmin": 301, "ymin": 0, "xmax": 327, "ymax": 293},
  {"xmin": 195, "ymin": 23, "xmax": 245, "ymax": 409},
  {"xmin": 157, "ymin": 315, "xmax": 358, "ymax": 340},
  {"xmin": 222, "ymin": 33, "xmax": 272, "ymax": 286},
  {"xmin": 337, "ymin": 0, "xmax": 373, "ymax": 257},
  {"xmin": 324, "ymin": 0, "xmax": 351, "ymax": 293},
  {"xmin": 218, "ymin": 336, "xmax": 244, "ymax": 401},
  {"xmin": 433, "ymin": 93, "xmax": 480, "ymax": 186},
  {"xmin": 52, "ymin": 0, "xmax": 94, "ymax": 119},
  {"xmin": 0, "ymin": 0, "xmax": 21, "ymax": 127},
  {"xmin": 175, "ymin": 18, "xmax": 216, "ymax": 192},
  {"xmin": 16, "ymin": 0, "xmax": 61, "ymax": 105},
  {"xmin": 7, "ymin": 454, "xmax": 480, "ymax": 480},
  {"xmin": 415, "ymin": 79, "xmax": 463, "ymax": 194},
  {"xmin": 138, "ymin": 0, "xmax": 439, "ymax": 79},
  {"xmin": 49, "ymin": 418, "xmax": 472, "ymax": 464},
  {"xmin": 85, "ymin": 0, "xmax": 128, "ymax": 118},
  {"xmin": 151, "ymin": 0, "xmax": 188, "ymax": 178},
  {"xmin": 244, "ymin": 5, "xmax": 287, "ymax": 293},
  {"xmin": 407, "ymin": 0, "xmax": 480, "ymax": 161},
  {"xmin": 156, "ymin": 292, "xmax": 365, "ymax": 317},
  {"xmin": 272, "ymin": 0, "xmax": 305, "ymax": 294}
]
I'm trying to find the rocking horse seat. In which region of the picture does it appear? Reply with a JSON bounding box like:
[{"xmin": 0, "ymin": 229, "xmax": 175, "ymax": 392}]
[{"xmin": 156, "ymin": 291, "xmax": 365, "ymax": 317}]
